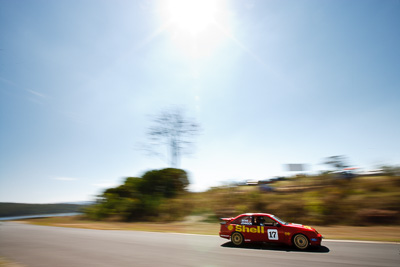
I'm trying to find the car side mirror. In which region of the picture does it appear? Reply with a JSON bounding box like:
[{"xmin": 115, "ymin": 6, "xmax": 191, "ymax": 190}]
[{"xmin": 276, "ymin": 223, "xmax": 281, "ymax": 227}]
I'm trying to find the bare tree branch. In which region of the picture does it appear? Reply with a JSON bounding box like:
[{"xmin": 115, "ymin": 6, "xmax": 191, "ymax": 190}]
[{"xmin": 143, "ymin": 107, "xmax": 201, "ymax": 167}]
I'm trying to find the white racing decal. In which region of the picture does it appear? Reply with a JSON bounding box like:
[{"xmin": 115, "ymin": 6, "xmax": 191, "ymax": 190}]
[
  {"xmin": 241, "ymin": 220, "xmax": 252, "ymax": 225},
  {"xmin": 267, "ymin": 229, "xmax": 278, "ymax": 240}
]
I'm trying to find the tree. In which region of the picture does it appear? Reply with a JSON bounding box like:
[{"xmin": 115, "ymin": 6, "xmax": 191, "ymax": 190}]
[
  {"xmin": 139, "ymin": 168, "xmax": 189, "ymax": 198},
  {"xmin": 380, "ymin": 165, "xmax": 400, "ymax": 176},
  {"xmin": 323, "ymin": 155, "xmax": 349, "ymax": 170},
  {"xmin": 84, "ymin": 168, "xmax": 189, "ymax": 221},
  {"xmin": 146, "ymin": 107, "xmax": 200, "ymax": 167}
]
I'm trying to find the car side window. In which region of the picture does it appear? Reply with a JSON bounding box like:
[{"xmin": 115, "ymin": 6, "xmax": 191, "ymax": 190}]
[
  {"xmin": 263, "ymin": 217, "xmax": 278, "ymax": 226},
  {"xmin": 254, "ymin": 216, "xmax": 264, "ymax": 226}
]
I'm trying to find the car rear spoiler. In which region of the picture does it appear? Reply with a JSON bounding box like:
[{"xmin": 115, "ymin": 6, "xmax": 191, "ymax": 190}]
[{"xmin": 220, "ymin": 217, "xmax": 234, "ymax": 224}]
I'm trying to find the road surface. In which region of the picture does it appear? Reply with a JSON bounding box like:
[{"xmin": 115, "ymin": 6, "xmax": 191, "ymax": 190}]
[{"xmin": 0, "ymin": 222, "xmax": 398, "ymax": 267}]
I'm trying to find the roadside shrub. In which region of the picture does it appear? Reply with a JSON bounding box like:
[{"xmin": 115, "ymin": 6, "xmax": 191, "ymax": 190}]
[
  {"xmin": 84, "ymin": 168, "xmax": 189, "ymax": 222},
  {"xmin": 158, "ymin": 196, "xmax": 193, "ymax": 222},
  {"xmin": 355, "ymin": 209, "xmax": 398, "ymax": 225},
  {"xmin": 86, "ymin": 173, "xmax": 400, "ymax": 225},
  {"xmin": 84, "ymin": 205, "xmax": 107, "ymax": 221}
]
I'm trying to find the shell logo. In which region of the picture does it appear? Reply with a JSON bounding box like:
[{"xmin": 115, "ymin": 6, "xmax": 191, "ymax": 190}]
[{"xmin": 228, "ymin": 225, "xmax": 234, "ymax": 231}]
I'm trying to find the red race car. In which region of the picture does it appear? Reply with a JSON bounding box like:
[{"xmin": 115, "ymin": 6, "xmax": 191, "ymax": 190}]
[{"xmin": 219, "ymin": 213, "xmax": 322, "ymax": 250}]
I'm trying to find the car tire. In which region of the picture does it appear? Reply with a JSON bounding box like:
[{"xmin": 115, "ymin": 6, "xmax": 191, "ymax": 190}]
[
  {"xmin": 293, "ymin": 234, "xmax": 309, "ymax": 250},
  {"xmin": 231, "ymin": 232, "xmax": 244, "ymax": 246}
]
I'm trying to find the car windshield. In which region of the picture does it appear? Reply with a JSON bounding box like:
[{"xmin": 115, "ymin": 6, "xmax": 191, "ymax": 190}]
[{"xmin": 271, "ymin": 215, "xmax": 287, "ymax": 225}]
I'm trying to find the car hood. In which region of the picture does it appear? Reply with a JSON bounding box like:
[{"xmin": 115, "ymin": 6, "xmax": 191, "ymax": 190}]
[{"xmin": 286, "ymin": 223, "xmax": 317, "ymax": 232}]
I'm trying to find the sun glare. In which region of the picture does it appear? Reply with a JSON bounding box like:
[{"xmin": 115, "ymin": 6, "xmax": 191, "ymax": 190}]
[
  {"xmin": 164, "ymin": 0, "xmax": 217, "ymax": 35},
  {"xmin": 159, "ymin": 0, "xmax": 230, "ymax": 59}
]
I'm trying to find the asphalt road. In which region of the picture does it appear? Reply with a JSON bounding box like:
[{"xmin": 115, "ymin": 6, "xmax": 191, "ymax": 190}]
[{"xmin": 0, "ymin": 222, "xmax": 398, "ymax": 267}]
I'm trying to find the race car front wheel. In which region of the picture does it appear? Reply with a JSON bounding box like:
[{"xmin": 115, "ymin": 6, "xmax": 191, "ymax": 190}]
[
  {"xmin": 293, "ymin": 234, "xmax": 309, "ymax": 250},
  {"xmin": 231, "ymin": 232, "xmax": 244, "ymax": 246}
]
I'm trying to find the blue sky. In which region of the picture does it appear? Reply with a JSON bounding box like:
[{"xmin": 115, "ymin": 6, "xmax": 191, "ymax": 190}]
[{"xmin": 0, "ymin": 0, "xmax": 399, "ymax": 203}]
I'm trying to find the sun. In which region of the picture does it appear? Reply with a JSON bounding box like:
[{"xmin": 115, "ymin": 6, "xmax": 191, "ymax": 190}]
[
  {"xmin": 159, "ymin": 0, "xmax": 229, "ymax": 59},
  {"xmin": 162, "ymin": 0, "xmax": 218, "ymax": 35}
]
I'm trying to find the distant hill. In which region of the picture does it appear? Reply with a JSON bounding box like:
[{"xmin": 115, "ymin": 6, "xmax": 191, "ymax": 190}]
[{"xmin": 0, "ymin": 202, "xmax": 90, "ymax": 217}]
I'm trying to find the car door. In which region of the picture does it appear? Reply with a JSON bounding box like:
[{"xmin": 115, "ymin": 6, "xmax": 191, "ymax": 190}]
[
  {"xmin": 263, "ymin": 225, "xmax": 282, "ymax": 242},
  {"xmin": 230, "ymin": 216, "xmax": 262, "ymax": 242},
  {"xmin": 241, "ymin": 218, "xmax": 264, "ymax": 242},
  {"xmin": 256, "ymin": 216, "xmax": 285, "ymax": 243}
]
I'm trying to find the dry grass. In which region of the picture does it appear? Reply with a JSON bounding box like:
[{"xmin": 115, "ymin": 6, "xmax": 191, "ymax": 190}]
[
  {"xmin": 17, "ymin": 216, "xmax": 400, "ymax": 242},
  {"xmin": 0, "ymin": 257, "xmax": 25, "ymax": 267},
  {"xmin": 309, "ymin": 225, "xmax": 400, "ymax": 242},
  {"xmin": 17, "ymin": 215, "xmax": 219, "ymax": 235}
]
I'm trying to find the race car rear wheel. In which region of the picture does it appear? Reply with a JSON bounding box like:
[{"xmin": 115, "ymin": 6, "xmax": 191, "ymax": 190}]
[
  {"xmin": 293, "ymin": 234, "xmax": 309, "ymax": 250},
  {"xmin": 231, "ymin": 232, "xmax": 244, "ymax": 246}
]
